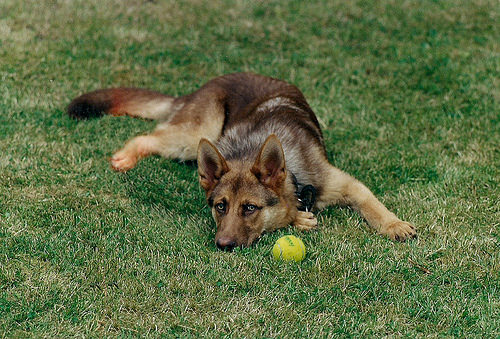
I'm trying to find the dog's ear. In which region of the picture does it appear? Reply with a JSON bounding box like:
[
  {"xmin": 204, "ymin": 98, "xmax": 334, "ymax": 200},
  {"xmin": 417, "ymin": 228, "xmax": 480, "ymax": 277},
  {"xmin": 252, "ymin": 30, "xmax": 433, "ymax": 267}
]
[
  {"xmin": 197, "ymin": 139, "xmax": 229, "ymax": 192},
  {"xmin": 251, "ymin": 134, "xmax": 286, "ymax": 191}
]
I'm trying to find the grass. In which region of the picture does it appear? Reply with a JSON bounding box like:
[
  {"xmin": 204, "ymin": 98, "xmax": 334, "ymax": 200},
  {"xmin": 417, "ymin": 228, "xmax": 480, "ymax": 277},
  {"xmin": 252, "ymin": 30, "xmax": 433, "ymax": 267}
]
[{"xmin": 0, "ymin": 0, "xmax": 499, "ymax": 337}]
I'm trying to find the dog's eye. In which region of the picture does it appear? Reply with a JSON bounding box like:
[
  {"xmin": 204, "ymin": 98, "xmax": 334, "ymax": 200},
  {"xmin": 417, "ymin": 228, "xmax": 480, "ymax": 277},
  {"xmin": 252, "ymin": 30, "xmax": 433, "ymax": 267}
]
[
  {"xmin": 242, "ymin": 204, "xmax": 259, "ymax": 216},
  {"xmin": 215, "ymin": 202, "xmax": 226, "ymax": 213}
]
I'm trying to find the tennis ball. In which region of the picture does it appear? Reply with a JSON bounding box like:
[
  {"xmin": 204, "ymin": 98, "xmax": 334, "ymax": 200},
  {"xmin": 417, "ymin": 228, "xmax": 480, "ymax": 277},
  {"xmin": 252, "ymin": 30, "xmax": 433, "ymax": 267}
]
[{"xmin": 272, "ymin": 235, "xmax": 306, "ymax": 262}]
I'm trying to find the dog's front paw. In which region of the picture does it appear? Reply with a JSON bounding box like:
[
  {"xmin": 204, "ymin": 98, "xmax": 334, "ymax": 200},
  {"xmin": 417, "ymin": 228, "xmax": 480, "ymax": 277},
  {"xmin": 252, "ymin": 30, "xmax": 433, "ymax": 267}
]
[
  {"xmin": 293, "ymin": 211, "xmax": 318, "ymax": 231},
  {"xmin": 110, "ymin": 150, "xmax": 138, "ymax": 172},
  {"xmin": 381, "ymin": 220, "xmax": 417, "ymax": 242}
]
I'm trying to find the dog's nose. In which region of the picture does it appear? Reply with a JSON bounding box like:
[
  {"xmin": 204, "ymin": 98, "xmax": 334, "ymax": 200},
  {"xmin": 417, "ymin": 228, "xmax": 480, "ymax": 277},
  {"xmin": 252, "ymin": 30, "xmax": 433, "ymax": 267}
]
[{"xmin": 216, "ymin": 237, "xmax": 237, "ymax": 251}]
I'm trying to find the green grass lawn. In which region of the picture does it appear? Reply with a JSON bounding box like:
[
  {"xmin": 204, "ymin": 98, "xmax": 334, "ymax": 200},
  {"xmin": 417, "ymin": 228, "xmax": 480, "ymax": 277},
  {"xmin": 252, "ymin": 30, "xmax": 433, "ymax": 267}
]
[{"xmin": 1, "ymin": 0, "xmax": 499, "ymax": 337}]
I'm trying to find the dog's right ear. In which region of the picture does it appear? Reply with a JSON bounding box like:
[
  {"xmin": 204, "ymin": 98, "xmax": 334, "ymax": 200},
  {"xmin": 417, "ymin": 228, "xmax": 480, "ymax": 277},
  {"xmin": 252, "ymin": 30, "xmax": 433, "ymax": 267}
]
[
  {"xmin": 197, "ymin": 139, "xmax": 229, "ymax": 193},
  {"xmin": 251, "ymin": 134, "xmax": 286, "ymax": 191}
]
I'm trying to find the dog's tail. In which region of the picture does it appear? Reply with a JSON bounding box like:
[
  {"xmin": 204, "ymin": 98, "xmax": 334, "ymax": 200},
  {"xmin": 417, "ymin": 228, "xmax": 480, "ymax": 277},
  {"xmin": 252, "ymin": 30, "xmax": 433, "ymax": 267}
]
[{"xmin": 67, "ymin": 88, "xmax": 176, "ymax": 121}]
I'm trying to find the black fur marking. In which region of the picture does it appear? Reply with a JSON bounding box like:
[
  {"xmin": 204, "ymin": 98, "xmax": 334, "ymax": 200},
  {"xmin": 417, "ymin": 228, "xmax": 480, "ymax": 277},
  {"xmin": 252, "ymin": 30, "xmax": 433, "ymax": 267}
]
[
  {"xmin": 266, "ymin": 197, "xmax": 279, "ymax": 206},
  {"xmin": 220, "ymin": 101, "xmax": 230, "ymax": 137},
  {"xmin": 230, "ymin": 176, "xmax": 244, "ymax": 192},
  {"xmin": 67, "ymin": 98, "xmax": 111, "ymax": 119},
  {"xmin": 298, "ymin": 185, "xmax": 316, "ymax": 211}
]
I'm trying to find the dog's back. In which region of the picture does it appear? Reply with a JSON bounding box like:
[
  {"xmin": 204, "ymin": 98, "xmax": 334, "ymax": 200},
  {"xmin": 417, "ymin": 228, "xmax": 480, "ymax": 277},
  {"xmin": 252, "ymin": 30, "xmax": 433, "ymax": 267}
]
[{"xmin": 206, "ymin": 74, "xmax": 328, "ymax": 191}]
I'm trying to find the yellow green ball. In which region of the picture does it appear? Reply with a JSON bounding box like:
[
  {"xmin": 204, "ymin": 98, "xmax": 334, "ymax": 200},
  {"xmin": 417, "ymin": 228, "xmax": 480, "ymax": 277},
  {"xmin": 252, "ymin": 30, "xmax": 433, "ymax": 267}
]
[{"xmin": 272, "ymin": 235, "xmax": 306, "ymax": 262}]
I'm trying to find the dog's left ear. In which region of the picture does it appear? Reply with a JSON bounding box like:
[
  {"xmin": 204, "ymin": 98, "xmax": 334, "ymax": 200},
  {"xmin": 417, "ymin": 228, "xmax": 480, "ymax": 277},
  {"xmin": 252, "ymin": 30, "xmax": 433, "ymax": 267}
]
[
  {"xmin": 251, "ymin": 134, "xmax": 286, "ymax": 191},
  {"xmin": 197, "ymin": 139, "xmax": 229, "ymax": 193}
]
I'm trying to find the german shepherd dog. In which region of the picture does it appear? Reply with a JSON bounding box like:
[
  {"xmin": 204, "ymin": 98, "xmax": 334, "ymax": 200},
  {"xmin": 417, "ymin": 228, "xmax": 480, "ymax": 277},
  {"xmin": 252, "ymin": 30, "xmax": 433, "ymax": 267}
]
[{"xmin": 68, "ymin": 73, "xmax": 416, "ymax": 250}]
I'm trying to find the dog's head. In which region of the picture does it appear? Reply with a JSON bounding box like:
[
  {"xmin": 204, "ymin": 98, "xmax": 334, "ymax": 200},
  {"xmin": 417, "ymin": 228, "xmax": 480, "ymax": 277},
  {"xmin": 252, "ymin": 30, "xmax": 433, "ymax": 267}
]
[{"xmin": 197, "ymin": 135, "xmax": 295, "ymax": 250}]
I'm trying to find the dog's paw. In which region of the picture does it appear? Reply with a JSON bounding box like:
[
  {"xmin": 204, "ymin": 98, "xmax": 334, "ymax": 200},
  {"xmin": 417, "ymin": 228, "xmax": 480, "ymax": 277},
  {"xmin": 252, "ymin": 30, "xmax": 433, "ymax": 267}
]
[
  {"xmin": 381, "ymin": 220, "xmax": 417, "ymax": 242},
  {"xmin": 293, "ymin": 211, "xmax": 318, "ymax": 231},
  {"xmin": 110, "ymin": 150, "xmax": 137, "ymax": 172}
]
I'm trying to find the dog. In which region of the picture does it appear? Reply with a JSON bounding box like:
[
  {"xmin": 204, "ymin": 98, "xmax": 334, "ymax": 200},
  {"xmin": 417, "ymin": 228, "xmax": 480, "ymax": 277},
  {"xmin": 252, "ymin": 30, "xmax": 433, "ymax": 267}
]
[{"xmin": 68, "ymin": 72, "xmax": 416, "ymax": 250}]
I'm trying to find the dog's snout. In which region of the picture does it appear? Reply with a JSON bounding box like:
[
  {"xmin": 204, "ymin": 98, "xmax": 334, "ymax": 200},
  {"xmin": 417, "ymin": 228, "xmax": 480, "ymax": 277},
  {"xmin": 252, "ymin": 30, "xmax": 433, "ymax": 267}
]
[{"xmin": 216, "ymin": 237, "xmax": 237, "ymax": 251}]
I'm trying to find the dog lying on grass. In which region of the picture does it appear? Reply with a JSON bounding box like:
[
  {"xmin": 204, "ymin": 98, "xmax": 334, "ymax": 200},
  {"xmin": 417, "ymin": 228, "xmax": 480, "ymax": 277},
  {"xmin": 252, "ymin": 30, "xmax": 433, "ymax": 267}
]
[{"xmin": 68, "ymin": 73, "xmax": 416, "ymax": 250}]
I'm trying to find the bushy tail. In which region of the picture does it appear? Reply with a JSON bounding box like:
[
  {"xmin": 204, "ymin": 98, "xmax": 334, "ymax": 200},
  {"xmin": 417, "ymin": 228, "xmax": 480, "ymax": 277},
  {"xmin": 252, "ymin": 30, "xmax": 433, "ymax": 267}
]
[{"xmin": 67, "ymin": 88, "xmax": 176, "ymax": 120}]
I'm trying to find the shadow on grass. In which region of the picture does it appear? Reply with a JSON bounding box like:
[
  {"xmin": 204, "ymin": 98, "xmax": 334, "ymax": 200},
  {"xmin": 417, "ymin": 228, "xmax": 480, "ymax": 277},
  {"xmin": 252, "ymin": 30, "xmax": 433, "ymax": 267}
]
[{"xmin": 118, "ymin": 157, "xmax": 207, "ymax": 215}]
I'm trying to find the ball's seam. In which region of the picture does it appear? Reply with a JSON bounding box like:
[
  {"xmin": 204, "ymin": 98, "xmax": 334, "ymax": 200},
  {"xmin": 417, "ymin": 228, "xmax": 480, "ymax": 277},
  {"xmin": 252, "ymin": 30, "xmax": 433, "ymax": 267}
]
[{"xmin": 277, "ymin": 243, "xmax": 283, "ymax": 259}]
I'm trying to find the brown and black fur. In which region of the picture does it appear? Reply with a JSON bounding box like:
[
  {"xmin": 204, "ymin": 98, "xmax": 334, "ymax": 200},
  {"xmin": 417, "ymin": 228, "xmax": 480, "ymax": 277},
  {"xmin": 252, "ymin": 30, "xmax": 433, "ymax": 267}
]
[{"xmin": 68, "ymin": 73, "xmax": 416, "ymax": 250}]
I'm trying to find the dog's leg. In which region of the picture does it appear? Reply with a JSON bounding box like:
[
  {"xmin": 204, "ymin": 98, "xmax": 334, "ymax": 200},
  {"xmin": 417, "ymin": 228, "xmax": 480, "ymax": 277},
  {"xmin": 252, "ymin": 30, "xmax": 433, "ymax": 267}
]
[
  {"xmin": 111, "ymin": 131, "xmax": 163, "ymax": 172},
  {"xmin": 111, "ymin": 96, "xmax": 225, "ymax": 172},
  {"xmin": 293, "ymin": 211, "xmax": 318, "ymax": 231},
  {"xmin": 317, "ymin": 165, "xmax": 416, "ymax": 241},
  {"xmin": 110, "ymin": 125, "xmax": 204, "ymax": 171}
]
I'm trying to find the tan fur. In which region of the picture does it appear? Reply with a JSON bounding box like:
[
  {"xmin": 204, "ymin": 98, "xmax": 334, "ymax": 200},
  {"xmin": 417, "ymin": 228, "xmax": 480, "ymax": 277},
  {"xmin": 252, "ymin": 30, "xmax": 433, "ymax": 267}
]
[{"xmin": 68, "ymin": 72, "xmax": 416, "ymax": 249}]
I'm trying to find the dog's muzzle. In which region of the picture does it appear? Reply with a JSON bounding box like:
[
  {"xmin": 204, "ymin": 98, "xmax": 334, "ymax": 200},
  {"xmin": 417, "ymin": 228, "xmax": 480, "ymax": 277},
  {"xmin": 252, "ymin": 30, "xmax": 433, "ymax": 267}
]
[{"xmin": 216, "ymin": 237, "xmax": 237, "ymax": 251}]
